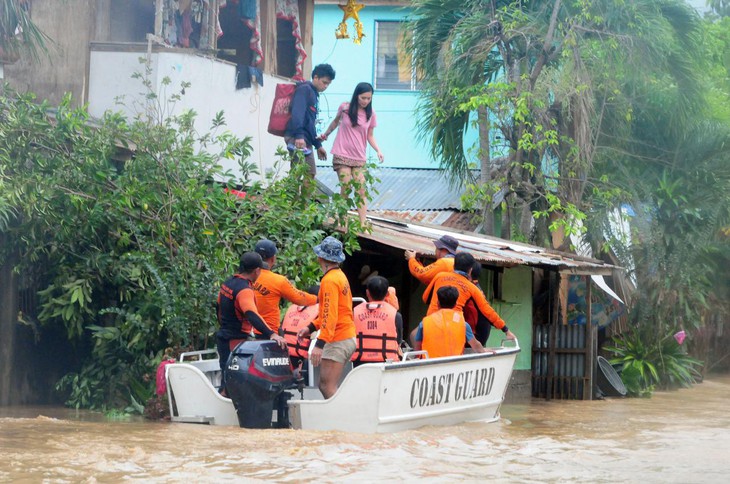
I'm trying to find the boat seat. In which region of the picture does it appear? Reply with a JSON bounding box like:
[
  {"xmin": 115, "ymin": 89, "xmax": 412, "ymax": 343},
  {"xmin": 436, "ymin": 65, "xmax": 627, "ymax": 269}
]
[
  {"xmin": 166, "ymin": 364, "xmax": 239, "ymax": 426},
  {"xmin": 187, "ymin": 359, "xmax": 223, "ymax": 388}
]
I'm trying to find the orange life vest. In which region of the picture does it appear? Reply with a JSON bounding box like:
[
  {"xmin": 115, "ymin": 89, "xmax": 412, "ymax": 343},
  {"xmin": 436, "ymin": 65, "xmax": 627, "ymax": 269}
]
[
  {"xmin": 281, "ymin": 303, "xmax": 319, "ymax": 359},
  {"xmin": 422, "ymin": 309, "xmax": 466, "ymax": 359},
  {"xmin": 351, "ymin": 302, "xmax": 400, "ymax": 363}
]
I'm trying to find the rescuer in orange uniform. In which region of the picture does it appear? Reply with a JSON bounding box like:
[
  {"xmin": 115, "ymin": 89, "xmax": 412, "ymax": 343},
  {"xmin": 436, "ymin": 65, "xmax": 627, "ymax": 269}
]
[
  {"xmin": 351, "ymin": 275, "xmax": 403, "ymax": 366},
  {"xmin": 404, "ymin": 234, "xmax": 459, "ymax": 285},
  {"xmin": 422, "ymin": 252, "xmax": 516, "ymax": 341},
  {"xmin": 412, "ymin": 286, "xmax": 488, "ymax": 358},
  {"xmin": 297, "ymin": 236, "xmax": 356, "ymax": 399},
  {"xmin": 251, "ymin": 239, "xmax": 317, "ymax": 336},
  {"xmin": 216, "ymin": 252, "xmax": 287, "ymax": 390}
]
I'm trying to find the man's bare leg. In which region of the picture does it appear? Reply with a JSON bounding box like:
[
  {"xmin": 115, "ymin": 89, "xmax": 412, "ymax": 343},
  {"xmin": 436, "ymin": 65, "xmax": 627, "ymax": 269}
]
[{"xmin": 318, "ymin": 358, "xmax": 345, "ymax": 399}]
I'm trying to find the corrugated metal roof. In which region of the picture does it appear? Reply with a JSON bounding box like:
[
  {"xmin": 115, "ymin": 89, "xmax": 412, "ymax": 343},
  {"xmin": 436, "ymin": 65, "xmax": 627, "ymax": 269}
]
[
  {"xmin": 316, "ymin": 166, "xmax": 468, "ymax": 210},
  {"xmin": 361, "ymin": 217, "xmax": 619, "ymax": 275},
  {"xmin": 369, "ymin": 209, "xmax": 479, "ymax": 232}
]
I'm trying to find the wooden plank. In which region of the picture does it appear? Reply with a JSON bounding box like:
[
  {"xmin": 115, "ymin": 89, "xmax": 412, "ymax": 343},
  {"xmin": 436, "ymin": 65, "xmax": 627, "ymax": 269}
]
[
  {"xmin": 546, "ymin": 271, "xmax": 559, "ymax": 401},
  {"xmin": 585, "ymin": 275, "xmax": 594, "ymax": 400}
]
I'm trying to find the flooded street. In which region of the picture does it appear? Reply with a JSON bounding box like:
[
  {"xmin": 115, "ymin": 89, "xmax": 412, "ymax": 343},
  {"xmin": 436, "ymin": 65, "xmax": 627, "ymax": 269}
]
[{"xmin": 1, "ymin": 376, "xmax": 729, "ymax": 483}]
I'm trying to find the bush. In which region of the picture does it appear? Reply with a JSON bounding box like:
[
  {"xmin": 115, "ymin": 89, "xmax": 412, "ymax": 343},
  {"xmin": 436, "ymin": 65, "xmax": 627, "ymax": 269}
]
[
  {"xmin": 606, "ymin": 326, "xmax": 702, "ymax": 397},
  {"xmin": 0, "ymin": 88, "xmax": 360, "ymax": 411}
]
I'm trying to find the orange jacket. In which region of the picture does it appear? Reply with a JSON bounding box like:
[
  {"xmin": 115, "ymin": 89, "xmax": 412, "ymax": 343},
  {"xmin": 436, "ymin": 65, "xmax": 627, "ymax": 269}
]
[
  {"xmin": 423, "ymin": 271, "xmax": 506, "ymax": 330},
  {"xmin": 408, "ymin": 256, "xmax": 455, "ymax": 285},
  {"xmin": 384, "ymin": 286, "xmax": 399, "ymax": 310},
  {"xmin": 281, "ymin": 303, "xmax": 319, "ymax": 359},
  {"xmin": 314, "ymin": 268, "xmax": 355, "ymax": 344},
  {"xmin": 252, "ymin": 269, "xmax": 317, "ymax": 333},
  {"xmin": 422, "ymin": 309, "xmax": 467, "ymax": 358},
  {"xmin": 351, "ymin": 302, "xmax": 400, "ymax": 362}
]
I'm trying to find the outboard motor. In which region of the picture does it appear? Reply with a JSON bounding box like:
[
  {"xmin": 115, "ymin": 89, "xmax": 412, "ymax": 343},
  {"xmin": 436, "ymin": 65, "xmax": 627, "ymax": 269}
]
[{"xmin": 225, "ymin": 340, "xmax": 295, "ymax": 429}]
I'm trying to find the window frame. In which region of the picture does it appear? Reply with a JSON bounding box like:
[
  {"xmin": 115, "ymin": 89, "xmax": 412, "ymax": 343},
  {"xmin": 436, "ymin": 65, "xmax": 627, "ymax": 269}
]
[{"xmin": 373, "ymin": 20, "xmax": 419, "ymax": 92}]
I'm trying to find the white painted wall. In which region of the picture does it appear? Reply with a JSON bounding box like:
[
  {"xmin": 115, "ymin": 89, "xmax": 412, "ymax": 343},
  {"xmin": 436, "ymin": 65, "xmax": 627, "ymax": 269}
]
[{"xmin": 88, "ymin": 49, "xmax": 292, "ymax": 180}]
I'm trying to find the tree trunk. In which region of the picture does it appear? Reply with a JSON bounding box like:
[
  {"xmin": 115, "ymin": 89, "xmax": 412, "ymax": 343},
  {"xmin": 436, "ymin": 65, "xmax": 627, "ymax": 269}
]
[
  {"xmin": 477, "ymin": 105, "xmax": 494, "ymax": 236},
  {"xmin": 0, "ymin": 233, "xmax": 18, "ymax": 405}
]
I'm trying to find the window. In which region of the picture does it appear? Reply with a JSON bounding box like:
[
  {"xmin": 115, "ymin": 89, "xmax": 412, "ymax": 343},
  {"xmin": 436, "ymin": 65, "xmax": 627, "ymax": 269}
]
[
  {"xmin": 276, "ymin": 19, "xmax": 297, "ymax": 79},
  {"xmin": 374, "ymin": 21, "xmax": 418, "ymax": 91},
  {"xmin": 110, "ymin": 0, "xmax": 155, "ymax": 43}
]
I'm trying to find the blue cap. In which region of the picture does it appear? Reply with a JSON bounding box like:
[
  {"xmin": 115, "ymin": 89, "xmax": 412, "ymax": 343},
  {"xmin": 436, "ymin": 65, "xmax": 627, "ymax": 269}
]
[{"xmin": 314, "ymin": 236, "xmax": 345, "ymax": 263}]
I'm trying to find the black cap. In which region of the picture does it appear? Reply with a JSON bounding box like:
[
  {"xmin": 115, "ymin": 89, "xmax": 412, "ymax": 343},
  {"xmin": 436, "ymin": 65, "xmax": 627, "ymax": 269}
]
[
  {"xmin": 254, "ymin": 239, "xmax": 278, "ymax": 259},
  {"xmin": 240, "ymin": 252, "xmax": 264, "ymax": 272}
]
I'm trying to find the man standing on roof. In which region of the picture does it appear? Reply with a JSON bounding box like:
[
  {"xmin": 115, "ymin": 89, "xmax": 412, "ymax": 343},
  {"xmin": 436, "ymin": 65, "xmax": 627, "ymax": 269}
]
[
  {"xmin": 297, "ymin": 236, "xmax": 356, "ymax": 399},
  {"xmin": 421, "ymin": 252, "xmax": 516, "ymax": 341},
  {"xmin": 284, "ymin": 63, "xmax": 336, "ymax": 178},
  {"xmin": 251, "ymin": 239, "xmax": 318, "ymax": 337},
  {"xmin": 404, "ymin": 234, "xmax": 459, "ymax": 285},
  {"xmin": 216, "ymin": 252, "xmax": 288, "ymax": 391}
]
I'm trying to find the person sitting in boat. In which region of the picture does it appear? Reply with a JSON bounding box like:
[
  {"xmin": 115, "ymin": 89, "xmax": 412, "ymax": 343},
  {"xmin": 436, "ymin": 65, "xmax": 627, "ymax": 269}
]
[
  {"xmin": 296, "ymin": 236, "xmax": 356, "ymax": 399},
  {"xmin": 404, "ymin": 234, "xmax": 458, "ymax": 286},
  {"xmin": 359, "ymin": 264, "xmax": 400, "ymax": 310},
  {"xmin": 351, "ymin": 275, "xmax": 403, "ymax": 367},
  {"xmin": 421, "ymin": 252, "xmax": 516, "ymax": 342},
  {"xmin": 216, "ymin": 252, "xmax": 287, "ymax": 392},
  {"xmin": 252, "ymin": 238, "xmax": 318, "ymax": 339},
  {"xmin": 412, "ymin": 286, "xmax": 488, "ymax": 358},
  {"xmin": 280, "ymin": 285, "xmax": 320, "ymax": 377}
]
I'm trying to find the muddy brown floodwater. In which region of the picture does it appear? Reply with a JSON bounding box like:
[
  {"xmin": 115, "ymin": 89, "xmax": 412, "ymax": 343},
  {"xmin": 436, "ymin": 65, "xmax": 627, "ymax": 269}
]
[{"xmin": 1, "ymin": 375, "xmax": 729, "ymax": 483}]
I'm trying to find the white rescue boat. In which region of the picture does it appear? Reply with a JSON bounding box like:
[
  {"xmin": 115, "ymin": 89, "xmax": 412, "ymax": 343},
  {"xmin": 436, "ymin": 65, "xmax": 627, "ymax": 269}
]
[{"xmin": 165, "ymin": 341, "xmax": 520, "ymax": 433}]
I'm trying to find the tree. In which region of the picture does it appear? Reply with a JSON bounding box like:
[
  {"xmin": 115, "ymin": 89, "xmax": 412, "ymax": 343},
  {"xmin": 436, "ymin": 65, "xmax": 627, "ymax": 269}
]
[
  {"xmin": 0, "ymin": 0, "xmax": 50, "ymax": 62},
  {"xmin": 408, "ymin": 0, "xmax": 706, "ymax": 247}
]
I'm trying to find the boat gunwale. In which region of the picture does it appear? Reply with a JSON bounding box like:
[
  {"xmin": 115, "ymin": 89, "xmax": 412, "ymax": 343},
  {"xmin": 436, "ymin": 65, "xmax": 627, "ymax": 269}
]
[{"xmin": 384, "ymin": 346, "xmax": 520, "ymax": 371}]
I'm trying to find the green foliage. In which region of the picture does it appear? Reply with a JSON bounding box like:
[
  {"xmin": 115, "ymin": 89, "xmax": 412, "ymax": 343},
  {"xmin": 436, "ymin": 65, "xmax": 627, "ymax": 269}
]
[
  {"xmin": 407, "ymin": 0, "xmax": 708, "ymax": 245},
  {"xmin": 606, "ymin": 327, "xmax": 703, "ymax": 397},
  {"xmin": 0, "ymin": 0, "xmax": 52, "ymax": 61},
  {"xmin": 0, "ymin": 85, "xmax": 357, "ymax": 411},
  {"xmin": 410, "ymin": 1, "xmax": 729, "ymax": 376}
]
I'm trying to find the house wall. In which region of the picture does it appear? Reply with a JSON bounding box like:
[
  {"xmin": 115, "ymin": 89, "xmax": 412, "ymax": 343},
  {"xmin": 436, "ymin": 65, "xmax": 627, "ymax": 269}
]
[
  {"xmin": 3, "ymin": 0, "xmax": 98, "ymax": 105},
  {"xmin": 312, "ymin": 5, "xmax": 428, "ymax": 168},
  {"xmin": 88, "ymin": 47, "xmax": 292, "ymax": 178},
  {"xmin": 489, "ymin": 266, "xmax": 533, "ymax": 370},
  {"xmin": 311, "ymin": 4, "xmax": 479, "ymax": 169},
  {"xmin": 2, "ymin": 0, "xmax": 159, "ymax": 105}
]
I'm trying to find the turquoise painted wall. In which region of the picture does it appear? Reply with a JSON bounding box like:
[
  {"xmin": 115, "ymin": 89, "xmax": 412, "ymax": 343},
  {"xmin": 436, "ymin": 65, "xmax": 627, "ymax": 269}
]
[
  {"xmin": 312, "ymin": 5, "xmax": 436, "ymax": 168},
  {"xmin": 488, "ymin": 266, "xmax": 532, "ymax": 371}
]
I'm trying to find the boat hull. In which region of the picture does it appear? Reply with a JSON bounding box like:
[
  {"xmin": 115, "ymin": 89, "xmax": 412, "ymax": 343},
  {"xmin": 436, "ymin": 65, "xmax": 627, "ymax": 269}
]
[
  {"xmin": 166, "ymin": 345, "xmax": 519, "ymax": 433},
  {"xmin": 289, "ymin": 347, "xmax": 518, "ymax": 433}
]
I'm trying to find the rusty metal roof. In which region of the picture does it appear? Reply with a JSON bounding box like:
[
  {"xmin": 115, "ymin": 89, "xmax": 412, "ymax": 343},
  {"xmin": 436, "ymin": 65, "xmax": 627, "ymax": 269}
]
[{"xmin": 361, "ymin": 217, "xmax": 619, "ymax": 275}]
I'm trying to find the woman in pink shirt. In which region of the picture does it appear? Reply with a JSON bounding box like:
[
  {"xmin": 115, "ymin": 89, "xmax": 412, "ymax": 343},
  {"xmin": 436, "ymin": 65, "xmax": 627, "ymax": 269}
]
[{"xmin": 321, "ymin": 82, "xmax": 384, "ymax": 225}]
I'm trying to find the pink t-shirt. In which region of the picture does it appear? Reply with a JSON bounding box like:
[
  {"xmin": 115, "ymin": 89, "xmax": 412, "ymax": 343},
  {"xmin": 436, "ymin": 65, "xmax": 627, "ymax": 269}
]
[{"xmin": 331, "ymin": 102, "xmax": 378, "ymax": 162}]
